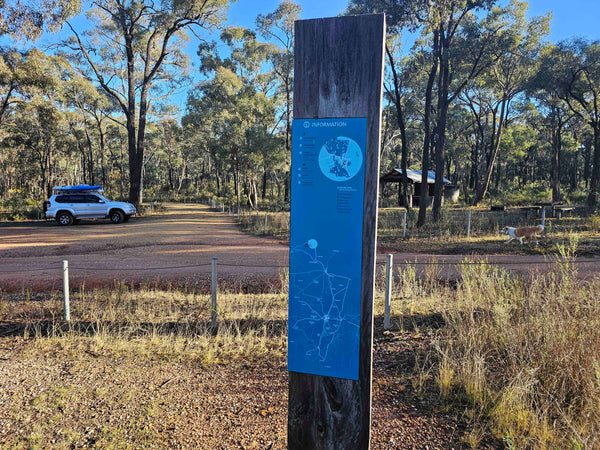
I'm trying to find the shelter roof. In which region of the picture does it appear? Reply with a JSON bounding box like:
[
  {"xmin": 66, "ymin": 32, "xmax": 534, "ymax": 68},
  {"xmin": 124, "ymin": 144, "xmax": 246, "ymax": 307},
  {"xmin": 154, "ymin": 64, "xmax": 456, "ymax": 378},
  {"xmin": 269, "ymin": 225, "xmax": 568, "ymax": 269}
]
[{"xmin": 380, "ymin": 169, "xmax": 450, "ymax": 184}]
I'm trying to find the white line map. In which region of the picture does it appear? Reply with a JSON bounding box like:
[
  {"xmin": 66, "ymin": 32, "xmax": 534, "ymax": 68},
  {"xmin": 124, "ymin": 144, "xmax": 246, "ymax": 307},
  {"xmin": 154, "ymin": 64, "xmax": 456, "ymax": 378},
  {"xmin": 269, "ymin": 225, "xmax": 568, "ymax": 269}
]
[{"xmin": 289, "ymin": 238, "xmax": 360, "ymax": 371}]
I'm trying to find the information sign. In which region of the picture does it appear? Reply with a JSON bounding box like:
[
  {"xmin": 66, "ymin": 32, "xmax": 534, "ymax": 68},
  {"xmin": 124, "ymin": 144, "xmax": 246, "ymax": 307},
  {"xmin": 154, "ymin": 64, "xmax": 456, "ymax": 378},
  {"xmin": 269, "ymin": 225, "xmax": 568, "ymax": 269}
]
[{"xmin": 288, "ymin": 117, "xmax": 367, "ymax": 380}]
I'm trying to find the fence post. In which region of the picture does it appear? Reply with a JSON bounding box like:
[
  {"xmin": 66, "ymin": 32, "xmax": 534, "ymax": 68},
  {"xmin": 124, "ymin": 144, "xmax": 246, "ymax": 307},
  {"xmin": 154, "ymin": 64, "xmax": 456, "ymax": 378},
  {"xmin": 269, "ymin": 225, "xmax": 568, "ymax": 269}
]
[
  {"xmin": 402, "ymin": 211, "xmax": 407, "ymax": 239},
  {"xmin": 384, "ymin": 254, "xmax": 393, "ymax": 330},
  {"xmin": 541, "ymin": 208, "xmax": 546, "ymax": 227},
  {"xmin": 467, "ymin": 210, "xmax": 472, "ymax": 238},
  {"xmin": 62, "ymin": 260, "xmax": 70, "ymax": 322},
  {"xmin": 211, "ymin": 256, "xmax": 217, "ymax": 327},
  {"xmin": 264, "ymin": 213, "xmax": 268, "ymax": 231}
]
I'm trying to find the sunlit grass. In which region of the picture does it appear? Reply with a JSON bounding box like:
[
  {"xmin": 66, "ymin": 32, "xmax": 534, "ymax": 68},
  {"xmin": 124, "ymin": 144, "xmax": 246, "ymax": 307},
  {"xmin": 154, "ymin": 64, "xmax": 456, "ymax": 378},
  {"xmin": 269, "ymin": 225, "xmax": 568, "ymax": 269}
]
[{"xmin": 385, "ymin": 242, "xmax": 600, "ymax": 449}]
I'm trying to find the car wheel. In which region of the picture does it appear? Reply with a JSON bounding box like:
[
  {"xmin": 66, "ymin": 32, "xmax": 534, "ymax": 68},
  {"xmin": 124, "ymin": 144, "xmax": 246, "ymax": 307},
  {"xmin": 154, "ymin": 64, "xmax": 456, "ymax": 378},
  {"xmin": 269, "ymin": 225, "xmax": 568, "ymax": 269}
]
[
  {"xmin": 57, "ymin": 212, "xmax": 73, "ymax": 226},
  {"xmin": 110, "ymin": 210, "xmax": 124, "ymax": 224}
]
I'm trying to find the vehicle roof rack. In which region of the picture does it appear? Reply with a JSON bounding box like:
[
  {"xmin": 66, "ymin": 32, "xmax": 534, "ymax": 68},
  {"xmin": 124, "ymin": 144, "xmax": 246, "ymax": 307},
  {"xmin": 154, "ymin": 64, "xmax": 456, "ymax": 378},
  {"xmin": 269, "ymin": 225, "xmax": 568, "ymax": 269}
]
[{"xmin": 52, "ymin": 184, "xmax": 104, "ymax": 193}]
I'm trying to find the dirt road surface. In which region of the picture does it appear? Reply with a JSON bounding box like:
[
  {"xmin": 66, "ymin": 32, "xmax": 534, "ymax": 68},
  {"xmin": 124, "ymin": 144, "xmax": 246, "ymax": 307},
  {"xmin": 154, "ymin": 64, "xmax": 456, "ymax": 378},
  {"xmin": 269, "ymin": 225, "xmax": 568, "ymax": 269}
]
[
  {"xmin": 1, "ymin": 203, "xmax": 599, "ymax": 292},
  {"xmin": 0, "ymin": 204, "xmax": 288, "ymax": 292}
]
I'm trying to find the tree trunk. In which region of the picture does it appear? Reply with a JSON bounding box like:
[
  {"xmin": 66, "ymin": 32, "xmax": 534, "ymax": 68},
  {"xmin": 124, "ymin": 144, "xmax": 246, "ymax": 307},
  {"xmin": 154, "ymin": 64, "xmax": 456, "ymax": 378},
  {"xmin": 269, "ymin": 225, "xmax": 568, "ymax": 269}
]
[
  {"xmin": 417, "ymin": 38, "xmax": 439, "ymax": 227},
  {"xmin": 386, "ymin": 45, "xmax": 409, "ymax": 210},
  {"xmin": 474, "ymin": 98, "xmax": 508, "ymax": 205},
  {"xmin": 125, "ymin": 30, "xmax": 141, "ymax": 206},
  {"xmin": 551, "ymin": 109, "xmax": 562, "ymax": 202},
  {"xmin": 432, "ymin": 49, "xmax": 450, "ymax": 221},
  {"xmin": 584, "ymin": 143, "xmax": 591, "ymax": 188},
  {"xmin": 587, "ymin": 122, "xmax": 600, "ymax": 206}
]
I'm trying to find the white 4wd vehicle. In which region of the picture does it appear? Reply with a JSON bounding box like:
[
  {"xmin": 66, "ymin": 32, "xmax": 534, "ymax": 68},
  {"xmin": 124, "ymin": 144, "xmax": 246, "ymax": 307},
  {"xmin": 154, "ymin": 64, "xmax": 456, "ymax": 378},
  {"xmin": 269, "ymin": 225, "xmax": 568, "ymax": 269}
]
[{"xmin": 44, "ymin": 185, "xmax": 136, "ymax": 225}]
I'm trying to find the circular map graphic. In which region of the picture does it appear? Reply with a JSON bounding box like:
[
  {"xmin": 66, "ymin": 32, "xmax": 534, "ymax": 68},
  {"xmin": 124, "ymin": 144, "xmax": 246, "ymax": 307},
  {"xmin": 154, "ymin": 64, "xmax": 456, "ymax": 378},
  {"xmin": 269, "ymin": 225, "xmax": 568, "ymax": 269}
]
[{"xmin": 318, "ymin": 136, "xmax": 363, "ymax": 182}]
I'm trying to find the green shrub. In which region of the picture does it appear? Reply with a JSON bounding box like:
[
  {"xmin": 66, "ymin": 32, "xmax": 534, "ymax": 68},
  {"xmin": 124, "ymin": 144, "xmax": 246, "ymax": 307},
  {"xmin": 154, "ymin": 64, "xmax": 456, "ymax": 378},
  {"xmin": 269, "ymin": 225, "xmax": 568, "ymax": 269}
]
[{"xmin": 0, "ymin": 189, "xmax": 42, "ymax": 221}]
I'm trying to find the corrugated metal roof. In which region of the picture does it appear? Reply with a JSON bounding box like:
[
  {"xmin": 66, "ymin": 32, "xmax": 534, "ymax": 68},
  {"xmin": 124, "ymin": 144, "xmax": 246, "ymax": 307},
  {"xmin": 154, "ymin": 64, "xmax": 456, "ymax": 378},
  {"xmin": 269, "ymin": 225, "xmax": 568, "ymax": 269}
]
[{"xmin": 394, "ymin": 169, "xmax": 450, "ymax": 184}]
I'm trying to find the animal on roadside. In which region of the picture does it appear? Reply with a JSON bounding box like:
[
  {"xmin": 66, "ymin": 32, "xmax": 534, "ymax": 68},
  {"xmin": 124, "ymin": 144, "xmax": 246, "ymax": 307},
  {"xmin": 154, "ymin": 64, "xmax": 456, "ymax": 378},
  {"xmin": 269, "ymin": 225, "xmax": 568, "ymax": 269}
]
[{"xmin": 500, "ymin": 224, "xmax": 544, "ymax": 246}]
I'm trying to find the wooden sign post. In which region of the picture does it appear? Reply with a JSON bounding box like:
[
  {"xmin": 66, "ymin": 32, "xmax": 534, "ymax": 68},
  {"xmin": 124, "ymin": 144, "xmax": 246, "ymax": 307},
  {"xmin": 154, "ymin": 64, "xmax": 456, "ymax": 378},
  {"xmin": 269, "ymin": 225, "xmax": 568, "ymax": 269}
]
[{"xmin": 288, "ymin": 14, "xmax": 385, "ymax": 449}]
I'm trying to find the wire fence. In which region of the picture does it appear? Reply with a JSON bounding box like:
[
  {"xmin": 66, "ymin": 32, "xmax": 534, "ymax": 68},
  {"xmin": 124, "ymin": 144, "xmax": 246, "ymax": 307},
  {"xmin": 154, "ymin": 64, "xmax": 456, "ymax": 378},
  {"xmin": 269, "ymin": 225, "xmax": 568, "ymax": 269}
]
[
  {"xmin": 2, "ymin": 254, "xmax": 600, "ymax": 277},
  {"xmin": 203, "ymin": 197, "xmax": 597, "ymax": 243}
]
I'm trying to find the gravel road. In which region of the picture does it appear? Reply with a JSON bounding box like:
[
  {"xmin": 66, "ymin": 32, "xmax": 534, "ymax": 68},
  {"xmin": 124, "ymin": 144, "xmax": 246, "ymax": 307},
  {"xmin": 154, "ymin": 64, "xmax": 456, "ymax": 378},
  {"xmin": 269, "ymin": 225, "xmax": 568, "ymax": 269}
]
[{"xmin": 1, "ymin": 203, "xmax": 598, "ymax": 292}]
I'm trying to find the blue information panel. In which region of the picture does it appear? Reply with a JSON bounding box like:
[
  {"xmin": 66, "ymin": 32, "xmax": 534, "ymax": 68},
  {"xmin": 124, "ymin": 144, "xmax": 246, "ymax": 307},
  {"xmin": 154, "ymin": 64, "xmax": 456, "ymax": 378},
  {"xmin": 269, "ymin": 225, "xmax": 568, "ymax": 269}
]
[{"xmin": 288, "ymin": 118, "xmax": 367, "ymax": 380}]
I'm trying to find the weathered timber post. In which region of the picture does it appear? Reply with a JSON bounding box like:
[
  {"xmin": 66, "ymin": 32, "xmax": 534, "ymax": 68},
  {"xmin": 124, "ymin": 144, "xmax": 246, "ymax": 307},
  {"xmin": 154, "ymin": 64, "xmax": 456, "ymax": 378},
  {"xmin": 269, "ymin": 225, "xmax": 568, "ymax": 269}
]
[
  {"xmin": 402, "ymin": 211, "xmax": 407, "ymax": 239},
  {"xmin": 288, "ymin": 14, "xmax": 385, "ymax": 449}
]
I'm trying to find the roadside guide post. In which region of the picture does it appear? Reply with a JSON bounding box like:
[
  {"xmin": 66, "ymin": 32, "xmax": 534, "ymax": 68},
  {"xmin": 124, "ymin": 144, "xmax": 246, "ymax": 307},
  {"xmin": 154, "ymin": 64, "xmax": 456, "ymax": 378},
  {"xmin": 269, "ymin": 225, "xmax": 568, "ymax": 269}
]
[
  {"xmin": 467, "ymin": 210, "xmax": 472, "ymax": 238},
  {"xmin": 384, "ymin": 254, "xmax": 393, "ymax": 330},
  {"xmin": 62, "ymin": 260, "xmax": 70, "ymax": 322},
  {"xmin": 541, "ymin": 208, "xmax": 546, "ymax": 227},
  {"xmin": 211, "ymin": 257, "xmax": 217, "ymax": 327},
  {"xmin": 288, "ymin": 15, "xmax": 385, "ymax": 449}
]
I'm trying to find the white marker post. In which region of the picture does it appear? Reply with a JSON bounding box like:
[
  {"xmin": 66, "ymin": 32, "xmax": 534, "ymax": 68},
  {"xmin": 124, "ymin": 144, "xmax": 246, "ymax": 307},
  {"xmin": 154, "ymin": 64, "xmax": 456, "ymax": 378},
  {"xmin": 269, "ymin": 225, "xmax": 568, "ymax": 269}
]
[
  {"xmin": 62, "ymin": 260, "xmax": 70, "ymax": 322},
  {"xmin": 402, "ymin": 211, "xmax": 407, "ymax": 239},
  {"xmin": 211, "ymin": 257, "xmax": 217, "ymax": 327},
  {"xmin": 541, "ymin": 208, "xmax": 546, "ymax": 227},
  {"xmin": 467, "ymin": 210, "xmax": 472, "ymax": 238},
  {"xmin": 384, "ymin": 254, "xmax": 393, "ymax": 330}
]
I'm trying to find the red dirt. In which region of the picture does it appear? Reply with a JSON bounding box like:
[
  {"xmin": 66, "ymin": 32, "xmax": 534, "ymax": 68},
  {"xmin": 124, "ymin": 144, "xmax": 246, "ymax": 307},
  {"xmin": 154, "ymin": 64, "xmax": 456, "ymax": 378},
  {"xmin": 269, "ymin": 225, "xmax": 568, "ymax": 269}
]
[
  {"xmin": 0, "ymin": 204, "xmax": 288, "ymax": 293},
  {"xmin": 1, "ymin": 203, "xmax": 599, "ymax": 293}
]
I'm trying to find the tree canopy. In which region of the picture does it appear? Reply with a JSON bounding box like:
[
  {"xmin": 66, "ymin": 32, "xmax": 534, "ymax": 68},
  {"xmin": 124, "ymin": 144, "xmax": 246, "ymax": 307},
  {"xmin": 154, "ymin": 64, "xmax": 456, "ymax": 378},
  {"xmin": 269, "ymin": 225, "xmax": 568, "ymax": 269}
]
[{"xmin": 1, "ymin": 0, "xmax": 600, "ymax": 215}]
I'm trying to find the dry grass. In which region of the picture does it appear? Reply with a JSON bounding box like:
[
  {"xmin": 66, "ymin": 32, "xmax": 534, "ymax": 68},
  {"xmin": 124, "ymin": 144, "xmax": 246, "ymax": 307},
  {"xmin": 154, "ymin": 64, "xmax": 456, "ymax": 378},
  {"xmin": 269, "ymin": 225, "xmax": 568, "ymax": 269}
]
[
  {"xmin": 3, "ymin": 248, "xmax": 600, "ymax": 448},
  {"xmin": 2, "ymin": 286, "xmax": 287, "ymax": 366},
  {"xmin": 388, "ymin": 241, "xmax": 600, "ymax": 448}
]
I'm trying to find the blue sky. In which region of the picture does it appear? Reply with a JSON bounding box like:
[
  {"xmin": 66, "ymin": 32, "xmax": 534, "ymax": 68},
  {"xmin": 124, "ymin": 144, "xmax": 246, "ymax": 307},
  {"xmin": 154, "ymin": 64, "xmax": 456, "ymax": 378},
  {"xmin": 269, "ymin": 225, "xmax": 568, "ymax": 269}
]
[
  {"xmin": 21, "ymin": 0, "xmax": 600, "ymax": 54},
  {"xmin": 225, "ymin": 0, "xmax": 600, "ymax": 42},
  {"xmin": 11, "ymin": 0, "xmax": 600, "ymax": 112}
]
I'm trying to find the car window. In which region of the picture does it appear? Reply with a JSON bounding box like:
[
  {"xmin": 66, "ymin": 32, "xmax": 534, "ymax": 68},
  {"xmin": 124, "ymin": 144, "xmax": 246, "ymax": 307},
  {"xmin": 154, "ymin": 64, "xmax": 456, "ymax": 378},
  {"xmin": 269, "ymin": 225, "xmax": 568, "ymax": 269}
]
[
  {"xmin": 70, "ymin": 195, "xmax": 85, "ymax": 203},
  {"xmin": 55, "ymin": 195, "xmax": 84, "ymax": 203},
  {"xmin": 84, "ymin": 194, "xmax": 102, "ymax": 203}
]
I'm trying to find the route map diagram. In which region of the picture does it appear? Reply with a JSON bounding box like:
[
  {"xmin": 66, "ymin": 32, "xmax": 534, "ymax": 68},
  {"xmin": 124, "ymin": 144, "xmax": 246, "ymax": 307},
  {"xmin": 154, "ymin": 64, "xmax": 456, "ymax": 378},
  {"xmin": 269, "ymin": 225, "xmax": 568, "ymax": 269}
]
[
  {"xmin": 288, "ymin": 239, "xmax": 360, "ymax": 377},
  {"xmin": 318, "ymin": 136, "xmax": 363, "ymax": 181}
]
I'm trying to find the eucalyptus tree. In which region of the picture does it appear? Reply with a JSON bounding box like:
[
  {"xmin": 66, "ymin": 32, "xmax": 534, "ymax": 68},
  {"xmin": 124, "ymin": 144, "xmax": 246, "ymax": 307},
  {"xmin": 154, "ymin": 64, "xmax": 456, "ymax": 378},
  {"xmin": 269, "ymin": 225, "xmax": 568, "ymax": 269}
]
[
  {"xmin": 256, "ymin": 1, "xmax": 301, "ymax": 202},
  {"xmin": 541, "ymin": 40, "xmax": 600, "ymax": 206},
  {"xmin": 455, "ymin": 1, "xmax": 549, "ymax": 205},
  {"xmin": 64, "ymin": 0, "xmax": 230, "ymax": 205},
  {"xmin": 0, "ymin": 47, "xmax": 75, "ymax": 130},
  {"xmin": 4, "ymin": 51, "xmax": 77, "ymax": 197},
  {"xmin": 349, "ymin": 0, "xmax": 505, "ymax": 224},
  {"xmin": 528, "ymin": 47, "xmax": 579, "ymax": 202},
  {"xmin": 63, "ymin": 74, "xmax": 115, "ymax": 187},
  {"xmin": 382, "ymin": 35, "xmax": 416, "ymax": 209},
  {"xmin": 0, "ymin": 0, "xmax": 80, "ymax": 39},
  {"xmin": 187, "ymin": 25, "xmax": 281, "ymax": 206}
]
